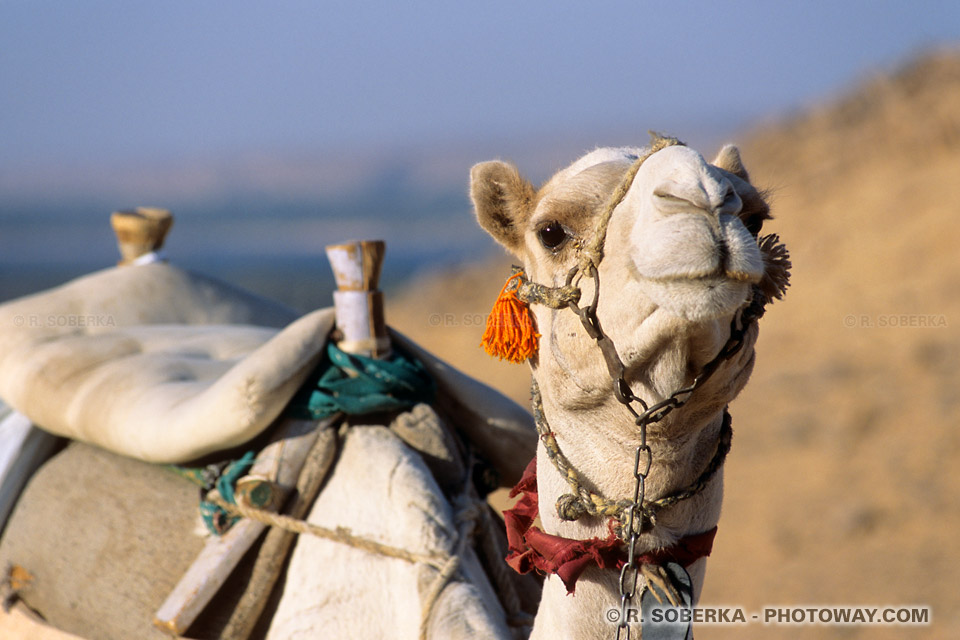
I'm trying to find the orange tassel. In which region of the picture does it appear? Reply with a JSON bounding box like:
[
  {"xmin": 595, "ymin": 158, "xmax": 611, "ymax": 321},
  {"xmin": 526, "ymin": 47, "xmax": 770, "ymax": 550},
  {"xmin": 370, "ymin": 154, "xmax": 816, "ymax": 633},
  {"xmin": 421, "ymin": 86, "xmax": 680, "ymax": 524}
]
[{"xmin": 481, "ymin": 272, "xmax": 540, "ymax": 363}]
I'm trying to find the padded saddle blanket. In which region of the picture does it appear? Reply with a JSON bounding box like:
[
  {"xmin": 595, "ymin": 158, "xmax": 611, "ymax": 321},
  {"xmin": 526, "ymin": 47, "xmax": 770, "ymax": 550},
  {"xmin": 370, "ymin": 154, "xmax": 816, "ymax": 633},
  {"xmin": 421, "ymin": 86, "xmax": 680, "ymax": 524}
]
[
  {"xmin": 0, "ymin": 261, "xmax": 303, "ymax": 527},
  {"xmin": 0, "ymin": 261, "xmax": 535, "ymax": 477},
  {"xmin": 0, "ymin": 260, "xmax": 539, "ymax": 639}
]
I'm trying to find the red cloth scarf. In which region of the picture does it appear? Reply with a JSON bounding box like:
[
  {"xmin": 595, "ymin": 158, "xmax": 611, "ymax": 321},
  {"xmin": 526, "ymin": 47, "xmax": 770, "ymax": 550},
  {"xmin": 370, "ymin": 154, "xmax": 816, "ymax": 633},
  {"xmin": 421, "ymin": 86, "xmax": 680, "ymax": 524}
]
[{"xmin": 504, "ymin": 457, "xmax": 718, "ymax": 594}]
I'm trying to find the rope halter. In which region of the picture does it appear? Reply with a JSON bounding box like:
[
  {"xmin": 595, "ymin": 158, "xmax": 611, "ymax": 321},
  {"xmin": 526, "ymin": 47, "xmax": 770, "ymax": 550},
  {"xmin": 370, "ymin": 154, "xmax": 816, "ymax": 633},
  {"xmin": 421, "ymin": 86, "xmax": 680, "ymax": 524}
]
[
  {"xmin": 511, "ymin": 132, "xmax": 763, "ymax": 538},
  {"xmin": 517, "ymin": 133, "xmax": 685, "ymax": 312}
]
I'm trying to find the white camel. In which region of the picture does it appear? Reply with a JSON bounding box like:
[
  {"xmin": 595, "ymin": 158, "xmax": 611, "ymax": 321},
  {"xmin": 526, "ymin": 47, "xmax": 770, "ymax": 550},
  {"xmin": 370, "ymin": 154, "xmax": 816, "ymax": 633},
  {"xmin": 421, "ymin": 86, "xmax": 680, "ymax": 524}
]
[{"xmin": 470, "ymin": 135, "xmax": 789, "ymax": 638}]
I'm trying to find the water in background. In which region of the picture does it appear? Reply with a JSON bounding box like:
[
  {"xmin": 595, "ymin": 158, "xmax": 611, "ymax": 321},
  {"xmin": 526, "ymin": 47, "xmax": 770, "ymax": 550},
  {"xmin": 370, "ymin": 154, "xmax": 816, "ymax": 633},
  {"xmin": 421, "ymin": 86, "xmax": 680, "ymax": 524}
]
[
  {"xmin": 0, "ymin": 251, "xmax": 474, "ymax": 314},
  {"xmin": 0, "ymin": 183, "xmax": 500, "ymax": 312},
  {"xmin": 1, "ymin": 126, "xmax": 741, "ymax": 309}
]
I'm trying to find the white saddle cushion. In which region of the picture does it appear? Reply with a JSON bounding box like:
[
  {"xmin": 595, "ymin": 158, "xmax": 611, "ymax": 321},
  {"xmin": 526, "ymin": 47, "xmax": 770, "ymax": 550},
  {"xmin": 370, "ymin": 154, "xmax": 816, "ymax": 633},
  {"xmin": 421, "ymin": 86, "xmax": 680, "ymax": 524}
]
[{"xmin": 0, "ymin": 309, "xmax": 334, "ymax": 463}]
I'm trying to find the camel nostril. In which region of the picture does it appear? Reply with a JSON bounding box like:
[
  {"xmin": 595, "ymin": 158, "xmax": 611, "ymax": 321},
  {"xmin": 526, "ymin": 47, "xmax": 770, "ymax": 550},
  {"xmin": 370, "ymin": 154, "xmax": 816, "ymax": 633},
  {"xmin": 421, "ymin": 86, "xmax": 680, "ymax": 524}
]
[
  {"xmin": 653, "ymin": 190, "xmax": 711, "ymax": 215},
  {"xmin": 719, "ymin": 187, "xmax": 743, "ymax": 216}
]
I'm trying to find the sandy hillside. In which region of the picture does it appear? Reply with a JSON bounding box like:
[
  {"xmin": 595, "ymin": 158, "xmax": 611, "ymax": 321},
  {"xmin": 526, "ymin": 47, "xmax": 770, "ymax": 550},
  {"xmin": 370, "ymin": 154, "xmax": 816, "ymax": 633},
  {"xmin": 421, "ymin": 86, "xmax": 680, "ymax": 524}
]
[{"xmin": 389, "ymin": 49, "xmax": 960, "ymax": 638}]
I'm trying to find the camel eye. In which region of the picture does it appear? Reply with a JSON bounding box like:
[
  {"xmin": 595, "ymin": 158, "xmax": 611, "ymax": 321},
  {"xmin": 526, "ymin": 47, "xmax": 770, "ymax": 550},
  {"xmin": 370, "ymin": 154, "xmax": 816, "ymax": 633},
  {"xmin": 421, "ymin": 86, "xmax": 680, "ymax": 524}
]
[{"xmin": 538, "ymin": 222, "xmax": 568, "ymax": 249}]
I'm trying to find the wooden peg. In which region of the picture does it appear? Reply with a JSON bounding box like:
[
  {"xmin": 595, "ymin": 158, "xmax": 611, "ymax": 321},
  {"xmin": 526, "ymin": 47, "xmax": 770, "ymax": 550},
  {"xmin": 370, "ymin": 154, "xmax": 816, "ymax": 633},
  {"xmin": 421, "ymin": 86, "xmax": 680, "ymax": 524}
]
[
  {"xmin": 325, "ymin": 240, "xmax": 391, "ymax": 358},
  {"xmin": 110, "ymin": 207, "xmax": 173, "ymax": 266}
]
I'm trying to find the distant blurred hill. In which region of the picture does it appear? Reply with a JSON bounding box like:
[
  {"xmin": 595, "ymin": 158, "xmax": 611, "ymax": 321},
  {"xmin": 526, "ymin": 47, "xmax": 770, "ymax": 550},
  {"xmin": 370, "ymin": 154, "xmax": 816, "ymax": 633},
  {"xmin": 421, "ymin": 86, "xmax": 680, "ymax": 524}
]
[
  {"xmin": 389, "ymin": 47, "xmax": 960, "ymax": 640},
  {"xmin": 0, "ymin": 146, "xmax": 493, "ymax": 307}
]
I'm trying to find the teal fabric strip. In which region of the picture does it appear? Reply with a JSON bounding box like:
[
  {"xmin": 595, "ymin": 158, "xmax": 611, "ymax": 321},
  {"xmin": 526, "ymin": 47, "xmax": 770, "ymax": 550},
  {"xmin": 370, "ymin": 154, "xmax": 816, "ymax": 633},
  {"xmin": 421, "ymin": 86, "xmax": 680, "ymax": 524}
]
[
  {"xmin": 191, "ymin": 342, "xmax": 434, "ymax": 535},
  {"xmin": 286, "ymin": 342, "xmax": 436, "ymax": 420},
  {"xmin": 199, "ymin": 450, "xmax": 256, "ymax": 535}
]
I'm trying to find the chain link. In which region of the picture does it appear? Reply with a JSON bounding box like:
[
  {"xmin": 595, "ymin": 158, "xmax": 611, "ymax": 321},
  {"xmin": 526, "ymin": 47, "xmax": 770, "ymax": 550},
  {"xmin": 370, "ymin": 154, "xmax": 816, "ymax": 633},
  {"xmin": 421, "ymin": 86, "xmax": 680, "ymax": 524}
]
[{"xmin": 615, "ymin": 437, "xmax": 651, "ymax": 639}]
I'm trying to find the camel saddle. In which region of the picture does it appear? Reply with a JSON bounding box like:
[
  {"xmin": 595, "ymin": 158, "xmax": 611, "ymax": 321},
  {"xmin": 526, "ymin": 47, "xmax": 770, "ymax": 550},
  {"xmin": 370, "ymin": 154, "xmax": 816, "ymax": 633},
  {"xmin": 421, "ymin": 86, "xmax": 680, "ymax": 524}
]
[{"xmin": 0, "ymin": 267, "xmax": 537, "ymax": 639}]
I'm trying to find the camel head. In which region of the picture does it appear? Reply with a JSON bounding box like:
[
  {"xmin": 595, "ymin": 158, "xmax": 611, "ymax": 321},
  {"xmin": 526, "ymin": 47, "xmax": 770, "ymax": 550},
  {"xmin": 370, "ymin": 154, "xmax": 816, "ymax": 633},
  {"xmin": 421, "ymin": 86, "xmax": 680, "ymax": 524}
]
[{"xmin": 471, "ymin": 138, "xmax": 785, "ymax": 424}]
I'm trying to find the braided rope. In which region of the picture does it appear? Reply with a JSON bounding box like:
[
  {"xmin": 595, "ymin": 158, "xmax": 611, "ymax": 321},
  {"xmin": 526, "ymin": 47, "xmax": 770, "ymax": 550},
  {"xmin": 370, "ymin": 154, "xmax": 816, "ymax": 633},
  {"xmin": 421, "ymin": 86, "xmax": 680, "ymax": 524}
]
[
  {"xmin": 515, "ymin": 133, "xmax": 684, "ymax": 311},
  {"xmin": 417, "ymin": 493, "xmax": 483, "ymax": 640},
  {"xmin": 512, "ymin": 132, "xmax": 750, "ymax": 540},
  {"xmin": 578, "ymin": 133, "xmax": 683, "ymax": 272},
  {"xmin": 644, "ymin": 412, "xmax": 732, "ymax": 515},
  {"xmin": 206, "ymin": 493, "xmax": 448, "ymax": 569},
  {"xmin": 531, "ymin": 379, "xmax": 630, "ymax": 521},
  {"xmin": 517, "ymin": 277, "xmax": 581, "ymax": 310},
  {"xmin": 208, "ymin": 472, "xmax": 487, "ymax": 640},
  {"xmin": 531, "ymin": 379, "xmax": 732, "ymax": 535}
]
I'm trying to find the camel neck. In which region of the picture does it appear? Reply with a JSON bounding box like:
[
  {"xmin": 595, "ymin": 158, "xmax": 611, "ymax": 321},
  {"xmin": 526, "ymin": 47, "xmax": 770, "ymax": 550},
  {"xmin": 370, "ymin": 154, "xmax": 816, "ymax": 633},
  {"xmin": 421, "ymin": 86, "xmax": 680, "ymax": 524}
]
[
  {"xmin": 531, "ymin": 377, "xmax": 727, "ymax": 543},
  {"xmin": 524, "ymin": 383, "xmax": 726, "ymax": 640}
]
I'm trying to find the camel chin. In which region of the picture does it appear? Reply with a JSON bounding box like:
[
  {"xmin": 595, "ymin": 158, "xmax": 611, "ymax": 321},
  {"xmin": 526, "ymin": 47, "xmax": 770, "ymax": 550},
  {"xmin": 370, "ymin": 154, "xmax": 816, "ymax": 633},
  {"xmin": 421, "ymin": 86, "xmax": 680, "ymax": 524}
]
[{"xmin": 631, "ymin": 214, "xmax": 761, "ymax": 321}]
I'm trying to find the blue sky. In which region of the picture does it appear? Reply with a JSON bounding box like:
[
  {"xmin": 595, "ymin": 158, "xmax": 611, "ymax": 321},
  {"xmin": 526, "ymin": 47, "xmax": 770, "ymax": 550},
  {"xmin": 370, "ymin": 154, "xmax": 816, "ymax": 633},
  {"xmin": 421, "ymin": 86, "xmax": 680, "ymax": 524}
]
[
  {"xmin": 0, "ymin": 2, "xmax": 958, "ymax": 298},
  {"xmin": 3, "ymin": 1, "xmax": 959, "ymax": 171}
]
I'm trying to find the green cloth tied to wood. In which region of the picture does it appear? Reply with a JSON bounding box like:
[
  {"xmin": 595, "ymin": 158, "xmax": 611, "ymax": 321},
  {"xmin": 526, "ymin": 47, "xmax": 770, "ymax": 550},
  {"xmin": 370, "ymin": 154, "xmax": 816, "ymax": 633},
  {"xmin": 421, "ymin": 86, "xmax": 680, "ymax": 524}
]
[
  {"xmin": 183, "ymin": 342, "xmax": 435, "ymax": 535},
  {"xmin": 286, "ymin": 342, "xmax": 436, "ymax": 419},
  {"xmin": 198, "ymin": 451, "xmax": 256, "ymax": 534}
]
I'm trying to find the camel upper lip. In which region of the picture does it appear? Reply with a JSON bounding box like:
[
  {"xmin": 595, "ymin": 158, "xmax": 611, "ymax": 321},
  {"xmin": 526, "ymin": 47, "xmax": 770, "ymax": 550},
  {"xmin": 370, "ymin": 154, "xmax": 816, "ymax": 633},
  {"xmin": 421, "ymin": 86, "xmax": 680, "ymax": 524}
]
[{"xmin": 632, "ymin": 214, "xmax": 765, "ymax": 285}]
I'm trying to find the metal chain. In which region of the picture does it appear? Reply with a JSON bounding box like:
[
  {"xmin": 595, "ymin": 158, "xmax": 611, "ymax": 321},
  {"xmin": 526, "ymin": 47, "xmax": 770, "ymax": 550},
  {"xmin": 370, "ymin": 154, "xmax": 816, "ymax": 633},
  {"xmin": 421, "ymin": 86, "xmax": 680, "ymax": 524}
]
[
  {"xmin": 570, "ymin": 264, "xmax": 762, "ymax": 430},
  {"xmin": 615, "ymin": 435, "xmax": 651, "ymax": 639},
  {"xmin": 565, "ymin": 264, "xmax": 764, "ymax": 638},
  {"xmin": 521, "ymin": 263, "xmax": 760, "ymax": 528}
]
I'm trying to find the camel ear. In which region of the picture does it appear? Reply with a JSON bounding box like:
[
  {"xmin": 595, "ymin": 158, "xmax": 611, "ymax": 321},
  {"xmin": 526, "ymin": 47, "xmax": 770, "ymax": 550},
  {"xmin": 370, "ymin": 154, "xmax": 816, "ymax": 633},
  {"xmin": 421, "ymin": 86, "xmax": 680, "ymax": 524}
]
[
  {"xmin": 713, "ymin": 145, "xmax": 770, "ymax": 235},
  {"xmin": 470, "ymin": 161, "xmax": 536, "ymax": 253},
  {"xmin": 712, "ymin": 144, "xmax": 750, "ymax": 182}
]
